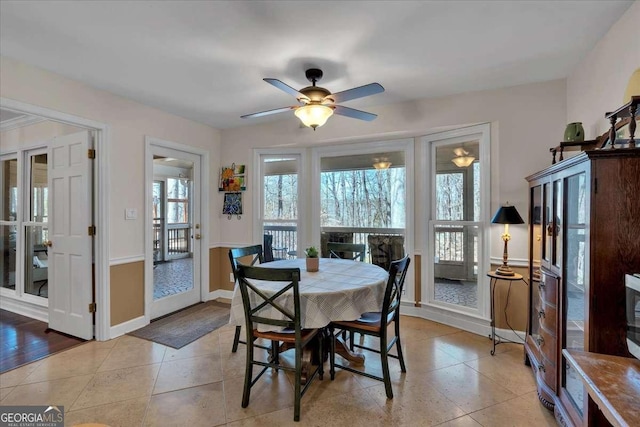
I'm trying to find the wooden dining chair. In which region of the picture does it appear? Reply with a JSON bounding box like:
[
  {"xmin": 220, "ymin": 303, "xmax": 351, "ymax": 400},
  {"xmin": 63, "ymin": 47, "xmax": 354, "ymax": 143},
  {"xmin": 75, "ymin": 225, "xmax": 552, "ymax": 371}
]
[
  {"xmin": 263, "ymin": 233, "xmax": 287, "ymax": 262},
  {"xmin": 367, "ymin": 235, "xmax": 405, "ymax": 270},
  {"xmin": 327, "ymin": 242, "xmax": 366, "ymax": 262},
  {"xmin": 328, "ymin": 255, "xmax": 411, "ymax": 399},
  {"xmin": 236, "ymin": 264, "xmax": 323, "ymax": 422},
  {"xmin": 228, "ymin": 245, "xmax": 264, "ymax": 353}
]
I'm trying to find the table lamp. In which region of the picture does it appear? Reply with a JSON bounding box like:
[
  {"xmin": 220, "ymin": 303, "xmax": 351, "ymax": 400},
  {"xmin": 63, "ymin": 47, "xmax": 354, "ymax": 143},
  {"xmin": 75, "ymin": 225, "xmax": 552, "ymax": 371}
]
[{"xmin": 491, "ymin": 204, "xmax": 524, "ymax": 276}]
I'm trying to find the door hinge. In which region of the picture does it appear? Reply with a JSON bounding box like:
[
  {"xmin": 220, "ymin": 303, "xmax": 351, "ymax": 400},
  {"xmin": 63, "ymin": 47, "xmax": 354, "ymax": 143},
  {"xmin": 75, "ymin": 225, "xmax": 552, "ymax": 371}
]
[
  {"xmin": 594, "ymin": 177, "xmax": 598, "ymax": 193},
  {"xmin": 88, "ymin": 225, "xmax": 96, "ymax": 236},
  {"xmin": 88, "ymin": 149, "xmax": 96, "ymax": 159},
  {"xmin": 89, "ymin": 302, "xmax": 97, "ymax": 313}
]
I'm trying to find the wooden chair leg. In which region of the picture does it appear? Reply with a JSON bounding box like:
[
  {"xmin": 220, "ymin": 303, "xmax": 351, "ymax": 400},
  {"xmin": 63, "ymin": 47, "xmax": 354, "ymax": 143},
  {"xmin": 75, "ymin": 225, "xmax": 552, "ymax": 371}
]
[
  {"xmin": 242, "ymin": 337, "xmax": 254, "ymax": 408},
  {"xmin": 318, "ymin": 332, "xmax": 324, "ymax": 380},
  {"xmin": 394, "ymin": 320, "xmax": 407, "ymax": 373},
  {"xmin": 294, "ymin": 343, "xmax": 302, "ymax": 421},
  {"xmin": 232, "ymin": 325, "xmax": 242, "ymax": 353},
  {"xmin": 271, "ymin": 340, "xmax": 280, "ymax": 371},
  {"xmin": 380, "ymin": 334, "xmax": 393, "ymax": 399}
]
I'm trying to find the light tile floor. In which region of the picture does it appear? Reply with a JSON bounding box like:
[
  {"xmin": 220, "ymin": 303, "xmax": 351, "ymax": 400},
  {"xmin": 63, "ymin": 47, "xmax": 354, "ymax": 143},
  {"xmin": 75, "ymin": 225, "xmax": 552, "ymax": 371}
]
[{"xmin": 0, "ymin": 315, "xmax": 557, "ymax": 426}]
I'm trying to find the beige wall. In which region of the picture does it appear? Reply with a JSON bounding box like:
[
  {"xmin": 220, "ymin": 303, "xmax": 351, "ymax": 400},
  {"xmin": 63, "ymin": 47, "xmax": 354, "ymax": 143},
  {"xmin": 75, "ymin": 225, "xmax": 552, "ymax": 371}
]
[
  {"xmin": 219, "ymin": 79, "xmax": 567, "ymax": 265},
  {"xmin": 1, "ymin": 57, "xmax": 222, "ymax": 330},
  {"xmin": 491, "ymin": 264, "xmax": 528, "ymax": 331},
  {"xmin": 210, "ymin": 247, "xmax": 235, "ymax": 293},
  {"xmin": 5, "ymin": 0, "xmax": 636, "ymax": 331},
  {"xmin": 110, "ymin": 261, "xmax": 144, "ymax": 325},
  {"xmin": 214, "ymin": 79, "xmax": 567, "ymax": 335},
  {"xmin": 567, "ymin": 0, "xmax": 640, "ymax": 138},
  {"xmin": 1, "ymin": 120, "xmax": 84, "ymax": 149},
  {"xmin": 1, "ymin": 57, "xmax": 222, "ymax": 259}
]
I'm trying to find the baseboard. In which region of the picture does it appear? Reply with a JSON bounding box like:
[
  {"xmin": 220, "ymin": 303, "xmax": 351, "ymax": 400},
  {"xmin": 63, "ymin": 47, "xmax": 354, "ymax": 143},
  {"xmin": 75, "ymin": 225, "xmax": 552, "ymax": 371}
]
[
  {"xmin": 0, "ymin": 296, "xmax": 48, "ymax": 322},
  {"xmin": 402, "ymin": 303, "xmax": 490, "ymax": 336},
  {"xmin": 207, "ymin": 289, "xmax": 234, "ymax": 301},
  {"xmin": 109, "ymin": 315, "xmax": 147, "ymax": 339},
  {"xmin": 400, "ymin": 303, "xmax": 526, "ymax": 343}
]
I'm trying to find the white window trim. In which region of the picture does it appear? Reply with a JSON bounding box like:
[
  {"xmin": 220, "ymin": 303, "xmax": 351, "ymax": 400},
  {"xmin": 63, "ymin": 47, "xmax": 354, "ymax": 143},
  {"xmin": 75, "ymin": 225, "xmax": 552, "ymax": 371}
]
[
  {"xmin": 420, "ymin": 123, "xmax": 492, "ymax": 327},
  {"xmin": 311, "ymin": 139, "xmax": 415, "ymax": 303},
  {"xmin": 253, "ymin": 148, "xmax": 308, "ymax": 253}
]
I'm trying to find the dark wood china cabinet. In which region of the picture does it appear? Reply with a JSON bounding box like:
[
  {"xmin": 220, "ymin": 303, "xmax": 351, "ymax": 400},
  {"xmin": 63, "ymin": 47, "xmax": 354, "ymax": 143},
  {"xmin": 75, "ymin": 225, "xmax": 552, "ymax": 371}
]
[{"xmin": 525, "ymin": 144, "xmax": 640, "ymax": 426}]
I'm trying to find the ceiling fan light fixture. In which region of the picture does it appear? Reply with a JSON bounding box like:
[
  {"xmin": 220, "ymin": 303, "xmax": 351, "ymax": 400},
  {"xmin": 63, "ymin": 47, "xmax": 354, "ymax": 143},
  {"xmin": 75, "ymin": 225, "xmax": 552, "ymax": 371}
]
[
  {"xmin": 452, "ymin": 155, "xmax": 475, "ymax": 168},
  {"xmin": 373, "ymin": 158, "xmax": 392, "ymax": 169},
  {"xmin": 294, "ymin": 104, "xmax": 334, "ymax": 130}
]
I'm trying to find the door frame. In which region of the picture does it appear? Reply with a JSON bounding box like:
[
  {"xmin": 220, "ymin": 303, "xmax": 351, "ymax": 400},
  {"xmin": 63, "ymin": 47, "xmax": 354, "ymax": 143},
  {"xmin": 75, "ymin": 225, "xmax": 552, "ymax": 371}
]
[
  {"xmin": 144, "ymin": 136, "xmax": 209, "ymax": 323},
  {"xmin": 253, "ymin": 148, "xmax": 308, "ymax": 257},
  {"xmin": 311, "ymin": 139, "xmax": 415, "ymax": 303},
  {"xmin": 420, "ymin": 123, "xmax": 491, "ymax": 328},
  {"xmin": 1, "ymin": 97, "xmax": 111, "ymax": 341}
]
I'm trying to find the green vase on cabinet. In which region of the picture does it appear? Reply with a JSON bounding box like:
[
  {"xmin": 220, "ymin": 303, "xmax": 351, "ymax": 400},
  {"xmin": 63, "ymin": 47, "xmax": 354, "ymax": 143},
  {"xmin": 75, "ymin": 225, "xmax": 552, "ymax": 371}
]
[{"xmin": 564, "ymin": 122, "xmax": 585, "ymax": 142}]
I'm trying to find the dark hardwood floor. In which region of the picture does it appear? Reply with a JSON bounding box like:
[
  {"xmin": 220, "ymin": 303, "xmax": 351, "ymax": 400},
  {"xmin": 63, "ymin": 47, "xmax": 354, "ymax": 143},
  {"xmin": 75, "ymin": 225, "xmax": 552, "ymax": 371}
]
[{"xmin": 0, "ymin": 310, "xmax": 86, "ymax": 373}]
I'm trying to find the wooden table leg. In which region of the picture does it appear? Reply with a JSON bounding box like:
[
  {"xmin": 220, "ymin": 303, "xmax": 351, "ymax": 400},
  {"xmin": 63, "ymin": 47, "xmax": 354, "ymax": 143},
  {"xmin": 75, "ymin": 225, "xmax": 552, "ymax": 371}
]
[
  {"xmin": 334, "ymin": 335, "xmax": 365, "ymax": 365},
  {"xmin": 276, "ymin": 329, "xmax": 365, "ymax": 384},
  {"xmin": 276, "ymin": 335, "xmax": 321, "ymax": 385}
]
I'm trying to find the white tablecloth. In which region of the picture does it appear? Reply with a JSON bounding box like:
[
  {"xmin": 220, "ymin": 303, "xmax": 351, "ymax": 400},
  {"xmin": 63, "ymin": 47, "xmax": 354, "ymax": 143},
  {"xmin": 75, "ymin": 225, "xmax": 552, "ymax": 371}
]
[{"xmin": 229, "ymin": 258, "xmax": 388, "ymax": 331}]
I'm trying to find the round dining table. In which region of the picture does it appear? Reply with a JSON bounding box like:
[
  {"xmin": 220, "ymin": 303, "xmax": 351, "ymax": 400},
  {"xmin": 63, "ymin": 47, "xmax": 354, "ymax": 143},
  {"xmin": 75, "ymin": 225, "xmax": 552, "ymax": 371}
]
[{"xmin": 229, "ymin": 257, "xmax": 389, "ymax": 332}]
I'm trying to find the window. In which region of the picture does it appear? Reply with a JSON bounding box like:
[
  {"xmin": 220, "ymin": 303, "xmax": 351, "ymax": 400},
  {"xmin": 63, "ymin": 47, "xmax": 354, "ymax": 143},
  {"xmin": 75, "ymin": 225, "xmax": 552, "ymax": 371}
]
[
  {"xmin": 320, "ymin": 163, "xmax": 405, "ymax": 228},
  {"xmin": 24, "ymin": 151, "xmax": 49, "ymax": 298},
  {"xmin": 1, "ymin": 157, "xmax": 18, "ymax": 293},
  {"xmin": 423, "ymin": 124, "xmax": 490, "ymax": 318},
  {"xmin": 318, "ymin": 151, "xmax": 406, "ymax": 260},
  {"xmin": 30, "ymin": 154, "xmax": 48, "ymax": 223},
  {"xmin": 257, "ymin": 153, "xmax": 303, "ymax": 258},
  {"xmin": 166, "ymin": 178, "xmax": 189, "ymax": 224}
]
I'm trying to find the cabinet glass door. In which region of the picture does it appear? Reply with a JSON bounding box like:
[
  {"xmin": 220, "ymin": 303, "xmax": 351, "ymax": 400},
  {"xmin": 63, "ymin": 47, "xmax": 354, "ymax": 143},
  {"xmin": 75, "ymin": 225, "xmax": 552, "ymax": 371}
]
[
  {"xmin": 529, "ymin": 185, "xmax": 543, "ymax": 339},
  {"xmin": 542, "ymin": 183, "xmax": 552, "ymax": 266},
  {"xmin": 563, "ymin": 172, "xmax": 587, "ymax": 414},
  {"xmin": 553, "ymin": 180, "xmax": 562, "ymax": 269}
]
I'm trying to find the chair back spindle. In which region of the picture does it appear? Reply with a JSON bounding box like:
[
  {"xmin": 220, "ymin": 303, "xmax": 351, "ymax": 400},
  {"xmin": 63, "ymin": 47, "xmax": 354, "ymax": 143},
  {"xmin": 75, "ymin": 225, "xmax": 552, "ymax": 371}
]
[
  {"xmin": 327, "ymin": 242, "xmax": 366, "ymax": 262},
  {"xmin": 237, "ymin": 265, "xmax": 302, "ymax": 340},
  {"xmin": 228, "ymin": 245, "xmax": 265, "ymax": 353}
]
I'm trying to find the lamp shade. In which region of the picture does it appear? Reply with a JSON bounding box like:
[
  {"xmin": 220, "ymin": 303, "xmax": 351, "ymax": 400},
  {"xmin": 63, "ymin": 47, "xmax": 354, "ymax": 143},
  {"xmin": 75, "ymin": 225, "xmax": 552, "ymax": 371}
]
[
  {"xmin": 294, "ymin": 104, "xmax": 333, "ymax": 129},
  {"xmin": 491, "ymin": 205, "xmax": 524, "ymax": 224},
  {"xmin": 451, "ymin": 156, "xmax": 475, "ymax": 167},
  {"xmin": 373, "ymin": 159, "xmax": 392, "ymax": 169}
]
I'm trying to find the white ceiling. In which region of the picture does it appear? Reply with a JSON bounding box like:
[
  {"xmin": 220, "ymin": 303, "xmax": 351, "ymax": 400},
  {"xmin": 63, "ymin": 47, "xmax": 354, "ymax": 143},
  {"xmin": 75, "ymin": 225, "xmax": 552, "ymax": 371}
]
[{"xmin": 0, "ymin": 1, "xmax": 632, "ymax": 130}]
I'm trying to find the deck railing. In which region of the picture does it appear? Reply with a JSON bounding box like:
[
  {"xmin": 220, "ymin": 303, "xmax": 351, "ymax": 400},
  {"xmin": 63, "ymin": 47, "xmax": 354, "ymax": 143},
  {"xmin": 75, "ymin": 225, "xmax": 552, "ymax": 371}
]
[
  {"xmin": 153, "ymin": 218, "xmax": 191, "ymax": 260},
  {"xmin": 263, "ymin": 224, "xmax": 404, "ymax": 261},
  {"xmin": 168, "ymin": 224, "xmax": 190, "ymax": 254}
]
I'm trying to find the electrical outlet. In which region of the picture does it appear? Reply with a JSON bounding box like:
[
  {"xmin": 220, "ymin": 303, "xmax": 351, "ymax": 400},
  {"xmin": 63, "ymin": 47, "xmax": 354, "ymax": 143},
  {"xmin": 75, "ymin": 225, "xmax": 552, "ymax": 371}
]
[{"xmin": 230, "ymin": 273, "xmax": 235, "ymax": 282}]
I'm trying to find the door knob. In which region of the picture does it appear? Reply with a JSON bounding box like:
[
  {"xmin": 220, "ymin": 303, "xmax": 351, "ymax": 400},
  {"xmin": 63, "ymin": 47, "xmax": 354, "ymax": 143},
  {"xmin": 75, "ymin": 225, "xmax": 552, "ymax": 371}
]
[
  {"xmin": 195, "ymin": 234, "xmax": 201, "ymax": 240},
  {"xmin": 44, "ymin": 240, "xmax": 53, "ymax": 247}
]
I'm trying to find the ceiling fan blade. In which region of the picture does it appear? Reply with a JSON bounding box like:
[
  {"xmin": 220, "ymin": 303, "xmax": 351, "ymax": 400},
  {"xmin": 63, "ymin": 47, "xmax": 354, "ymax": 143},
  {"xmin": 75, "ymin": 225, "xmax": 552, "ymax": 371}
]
[
  {"xmin": 264, "ymin": 78, "xmax": 310, "ymax": 102},
  {"xmin": 333, "ymin": 105, "xmax": 377, "ymax": 121},
  {"xmin": 326, "ymin": 83, "xmax": 384, "ymax": 103},
  {"xmin": 241, "ymin": 106, "xmax": 296, "ymax": 119}
]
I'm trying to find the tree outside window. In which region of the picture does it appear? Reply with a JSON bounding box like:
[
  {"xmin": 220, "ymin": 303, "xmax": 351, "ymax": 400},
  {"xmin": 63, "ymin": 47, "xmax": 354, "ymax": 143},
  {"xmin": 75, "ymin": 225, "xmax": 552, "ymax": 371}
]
[{"xmin": 166, "ymin": 178, "xmax": 189, "ymax": 224}]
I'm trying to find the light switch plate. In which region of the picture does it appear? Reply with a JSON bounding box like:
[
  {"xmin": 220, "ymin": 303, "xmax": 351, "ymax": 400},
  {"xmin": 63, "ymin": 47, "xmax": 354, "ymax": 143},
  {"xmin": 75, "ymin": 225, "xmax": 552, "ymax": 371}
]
[{"xmin": 125, "ymin": 208, "xmax": 137, "ymax": 220}]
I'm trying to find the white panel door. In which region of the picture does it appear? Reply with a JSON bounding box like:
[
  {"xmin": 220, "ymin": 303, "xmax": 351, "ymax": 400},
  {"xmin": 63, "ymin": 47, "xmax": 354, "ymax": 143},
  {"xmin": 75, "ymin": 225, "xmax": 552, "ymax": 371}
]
[{"xmin": 48, "ymin": 130, "xmax": 93, "ymax": 340}]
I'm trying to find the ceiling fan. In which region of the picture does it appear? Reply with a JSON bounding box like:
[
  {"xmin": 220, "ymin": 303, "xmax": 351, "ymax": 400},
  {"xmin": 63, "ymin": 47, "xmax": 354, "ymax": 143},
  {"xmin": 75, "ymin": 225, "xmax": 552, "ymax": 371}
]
[{"xmin": 241, "ymin": 68, "xmax": 384, "ymax": 130}]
